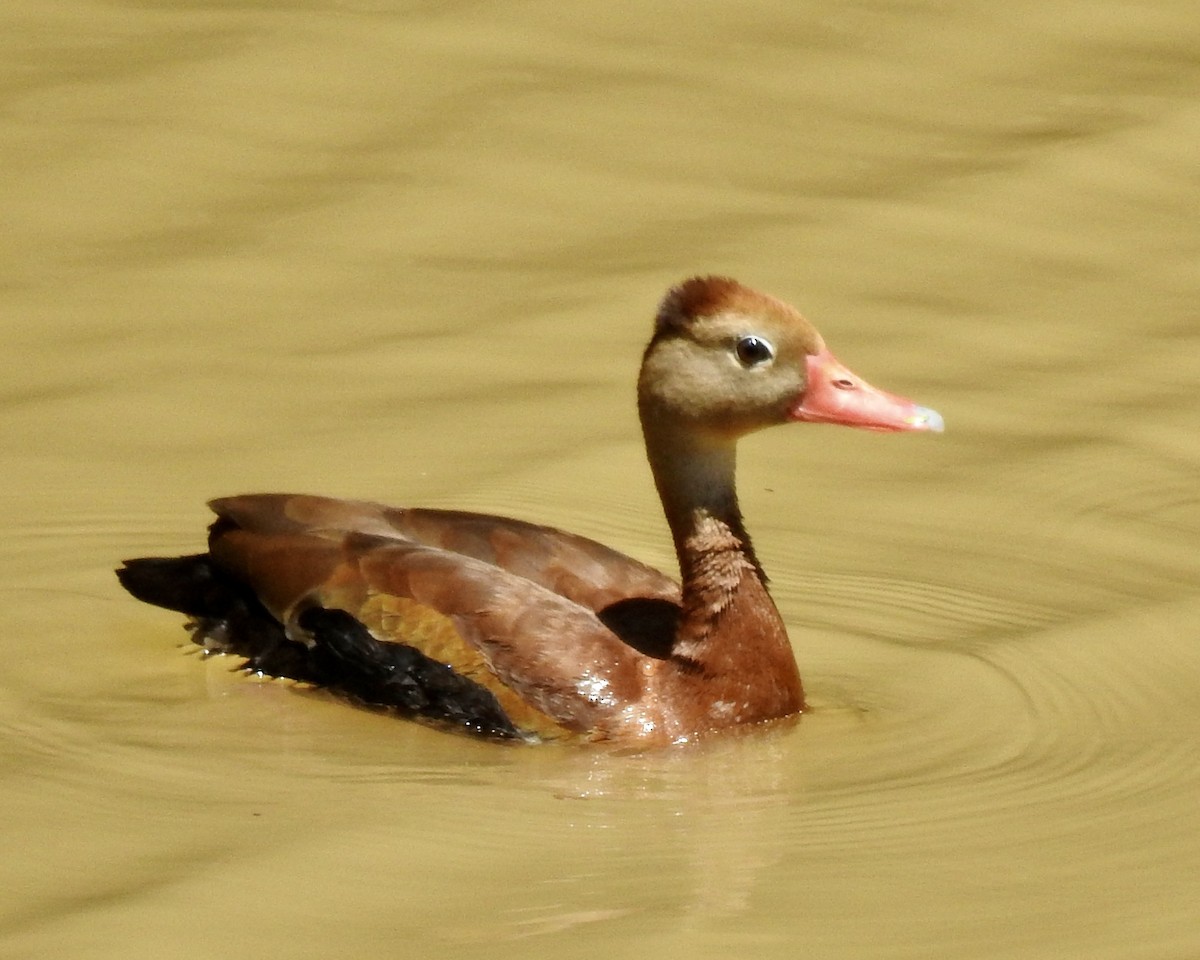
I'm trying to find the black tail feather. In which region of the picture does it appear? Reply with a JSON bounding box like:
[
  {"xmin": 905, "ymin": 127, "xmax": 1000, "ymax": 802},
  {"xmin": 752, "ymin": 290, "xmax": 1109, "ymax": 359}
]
[
  {"xmin": 117, "ymin": 554, "xmax": 325, "ymax": 683},
  {"xmin": 115, "ymin": 555, "xmax": 522, "ymax": 740},
  {"xmin": 116, "ymin": 555, "xmax": 241, "ymax": 618}
]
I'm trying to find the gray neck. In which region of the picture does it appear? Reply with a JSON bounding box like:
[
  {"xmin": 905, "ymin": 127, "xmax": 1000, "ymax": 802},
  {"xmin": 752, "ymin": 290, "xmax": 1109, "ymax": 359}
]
[{"xmin": 640, "ymin": 416, "xmax": 763, "ymax": 580}]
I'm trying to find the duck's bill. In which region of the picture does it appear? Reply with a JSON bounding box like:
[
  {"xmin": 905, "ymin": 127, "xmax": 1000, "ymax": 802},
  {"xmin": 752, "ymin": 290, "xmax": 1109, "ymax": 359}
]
[{"xmin": 788, "ymin": 348, "xmax": 944, "ymax": 433}]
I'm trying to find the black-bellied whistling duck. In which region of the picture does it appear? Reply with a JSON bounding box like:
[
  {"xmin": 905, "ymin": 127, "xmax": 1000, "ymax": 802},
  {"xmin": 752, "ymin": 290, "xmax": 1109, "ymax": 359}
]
[{"xmin": 117, "ymin": 277, "xmax": 942, "ymax": 744}]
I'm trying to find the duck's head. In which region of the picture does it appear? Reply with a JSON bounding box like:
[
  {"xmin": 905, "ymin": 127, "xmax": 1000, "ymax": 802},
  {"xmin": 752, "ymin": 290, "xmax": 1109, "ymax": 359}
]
[{"xmin": 637, "ymin": 276, "xmax": 943, "ymax": 441}]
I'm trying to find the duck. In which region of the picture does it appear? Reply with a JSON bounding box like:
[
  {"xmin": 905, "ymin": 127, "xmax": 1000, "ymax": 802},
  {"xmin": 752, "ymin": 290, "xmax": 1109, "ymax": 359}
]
[{"xmin": 117, "ymin": 276, "xmax": 942, "ymax": 744}]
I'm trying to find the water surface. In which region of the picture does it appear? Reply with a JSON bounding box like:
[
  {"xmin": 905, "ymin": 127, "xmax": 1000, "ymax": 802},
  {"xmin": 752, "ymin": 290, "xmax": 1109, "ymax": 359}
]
[{"xmin": 2, "ymin": 1, "xmax": 1199, "ymax": 957}]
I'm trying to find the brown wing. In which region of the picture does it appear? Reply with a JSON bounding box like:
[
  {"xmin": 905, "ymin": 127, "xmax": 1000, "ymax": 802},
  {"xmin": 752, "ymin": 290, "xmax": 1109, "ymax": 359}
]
[
  {"xmin": 207, "ymin": 495, "xmax": 677, "ymax": 739},
  {"xmin": 209, "ymin": 493, "xmax": 682, "ymax": 609}
]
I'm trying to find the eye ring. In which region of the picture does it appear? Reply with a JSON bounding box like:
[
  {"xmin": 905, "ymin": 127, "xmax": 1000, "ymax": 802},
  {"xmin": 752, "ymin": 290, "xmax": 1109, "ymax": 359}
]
[{"xmin": 734, "ymin": 335, "xmax": 775, "ymax": 368}]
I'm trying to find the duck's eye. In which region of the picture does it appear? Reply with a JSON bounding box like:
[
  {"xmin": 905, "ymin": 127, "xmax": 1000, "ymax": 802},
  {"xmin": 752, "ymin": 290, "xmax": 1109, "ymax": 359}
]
[{"xmin": 734, "ymin": 335, "xmax": 774, "ymax": 368}]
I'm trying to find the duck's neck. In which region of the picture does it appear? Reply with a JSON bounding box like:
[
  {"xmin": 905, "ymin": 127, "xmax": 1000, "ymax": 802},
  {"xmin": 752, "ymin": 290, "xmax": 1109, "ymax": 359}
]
[
  {"xmin": 643, "ymin": 426, "xmax": 758, "ymax": 571},
  {"xmin": 642, "ymin": 422, "xmax": 768, "ymax": 646},
  {"xmin": 641, "ymin": 421, "xmax": 804, "ymax": 716}
]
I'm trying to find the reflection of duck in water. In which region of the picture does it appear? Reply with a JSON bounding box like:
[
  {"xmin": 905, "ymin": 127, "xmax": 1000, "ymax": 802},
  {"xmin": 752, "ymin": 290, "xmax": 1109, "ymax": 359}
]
[{"xmin": 117, "ymin": 277, "xmax": 942, "ymax": 744}]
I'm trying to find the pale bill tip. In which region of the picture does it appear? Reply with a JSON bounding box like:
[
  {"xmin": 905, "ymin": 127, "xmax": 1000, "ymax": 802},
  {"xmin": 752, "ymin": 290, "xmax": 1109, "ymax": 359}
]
[{"xmin": 908, "ymin": 406, "xmax": 945, "ymax": 433}]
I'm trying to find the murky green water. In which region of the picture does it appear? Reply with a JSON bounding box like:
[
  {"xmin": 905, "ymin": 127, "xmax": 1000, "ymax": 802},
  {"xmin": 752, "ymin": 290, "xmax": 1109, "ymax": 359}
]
[{"xmin": 2, "ymin": 1, "xmax": 1198, "ymax": 957}]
